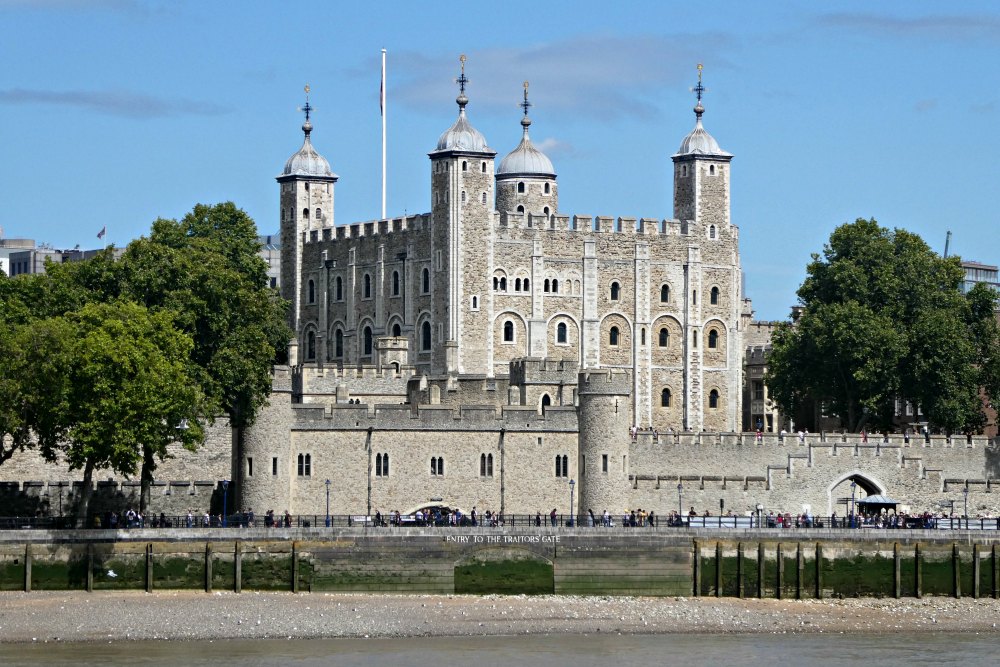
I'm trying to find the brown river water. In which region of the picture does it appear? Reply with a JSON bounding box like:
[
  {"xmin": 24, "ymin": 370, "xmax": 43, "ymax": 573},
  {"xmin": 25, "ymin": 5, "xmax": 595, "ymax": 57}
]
[{"xmin": 0, "ymin": 633, "xmax": 994, "ymax": 666}]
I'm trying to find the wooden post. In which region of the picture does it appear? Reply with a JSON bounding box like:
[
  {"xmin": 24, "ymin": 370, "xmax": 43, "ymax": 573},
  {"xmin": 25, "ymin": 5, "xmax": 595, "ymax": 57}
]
[
  {"xmin": 815, "ymin": 543, "xmax": 823, "ymax": 600},
  {"xmin": 915, "ymin": 543, "xmax": 922, "ymax": 599},
  {"xmin": 234, "ymin": 541, "xmax": 242, "ymax": 594},
  {"xmin": 776, "ymin": 543, "xmax": 784, "ymax": 599},
  {"xmin": 993, "ymin": 544, "xmax": 999, "ymax": 600},
  {"xmin": 205, "ymin": 543, "xmax": 213, "ymax": 593},
  {"xmin": 953, "ymin": 543, "xmax": 961, "ymax": 599},
  {"xmin": 736, "ymin": 542, "xmax": 744, "ymax": 599},
  {"xmin": 24, "ymin": 544, "xmax": 31, "ymax": 593},
  {"xmin": 795, "ymin": 543, "xmax": 803, "ymax": 600},
  {"xmin": 973, "ymin": 544, "xmax": 981, "ymax": 599},
  {"xmin": 692, "ymin": 540, "xmax": 700, "ymax": 597},
  {"xmin": 291, "ymin": 543, "xmax": 299, "ymax": 593},
  {"xmin": 893, "ymin": 542, "xmax": 901, "ymax": 599},
  {"xmin": 715, "ymin": 542, "xmax": 723, "ymax": 597},
  {"xmin": 145, "ymin": 543, "xmax": 153, "ymax": 593},
  {"xmin": 757, "ymin": 543, "xmax": 765, "ymax": 598},
  {"xmin": 86, "ymin": 543, "xmax": 94, "ymax": 593}
]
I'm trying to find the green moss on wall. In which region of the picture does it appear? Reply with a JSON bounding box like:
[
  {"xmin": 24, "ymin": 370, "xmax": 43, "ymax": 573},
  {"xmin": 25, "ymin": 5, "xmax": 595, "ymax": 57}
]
[{"xmin": 455, "ymin": 560, "xmax": 553, "ymax": 595}]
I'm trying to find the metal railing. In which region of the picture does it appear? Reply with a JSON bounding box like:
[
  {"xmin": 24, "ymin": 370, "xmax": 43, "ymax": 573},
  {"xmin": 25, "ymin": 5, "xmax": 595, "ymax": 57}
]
[{"xmin": 3, "ymin": 513, "xmax": 1000, "ymax": 531}]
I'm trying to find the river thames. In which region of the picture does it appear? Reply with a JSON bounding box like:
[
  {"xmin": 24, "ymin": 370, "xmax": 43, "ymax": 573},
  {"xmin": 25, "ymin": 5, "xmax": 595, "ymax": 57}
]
[{"xmin": 0, "ymin": 633, "xmax": 996, "ymax": 666}]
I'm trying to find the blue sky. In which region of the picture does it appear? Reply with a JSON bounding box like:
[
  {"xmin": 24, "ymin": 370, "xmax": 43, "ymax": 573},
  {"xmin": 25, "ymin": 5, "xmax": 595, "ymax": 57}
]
[{"xmin": 2, "ymin": 1, "xmax": 999, "ymax": 320}]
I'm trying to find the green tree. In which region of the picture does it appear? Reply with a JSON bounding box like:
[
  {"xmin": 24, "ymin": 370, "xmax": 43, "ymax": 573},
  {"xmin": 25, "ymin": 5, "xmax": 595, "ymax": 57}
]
[
  {"xmin": 766, "ymin": 218, "xmax": 999, "ymax": 433},
  {"xmin": 55, "ymin": 302, "xmax": 204, "ymax": 526}
]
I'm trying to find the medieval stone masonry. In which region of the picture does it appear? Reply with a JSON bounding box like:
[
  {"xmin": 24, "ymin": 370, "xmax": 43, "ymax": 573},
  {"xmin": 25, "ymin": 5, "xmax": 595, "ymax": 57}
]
[{"xmin": 2, "ymin": 65, "xmax": 997, "ymax": 522}]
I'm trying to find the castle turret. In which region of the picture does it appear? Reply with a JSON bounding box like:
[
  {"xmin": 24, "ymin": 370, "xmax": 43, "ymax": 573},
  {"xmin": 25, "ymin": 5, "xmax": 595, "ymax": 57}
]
[
  {"xmin": 427, "ymin": 56, "xmax": 497, "ymax": 377},
  {"xmin": 577, "ymin": 369, "xmax": 632, "ymax": 518},
  {"xmin": 671, "ymin": 64, "xmax": 732, "ymax": 227},
  {"xmin": 277, "ymin": 86, "xmax": 338, "ymax": 337},
  {"xmin": 495, "ymin": 82, "xmax": 558, "ymax": 218}
]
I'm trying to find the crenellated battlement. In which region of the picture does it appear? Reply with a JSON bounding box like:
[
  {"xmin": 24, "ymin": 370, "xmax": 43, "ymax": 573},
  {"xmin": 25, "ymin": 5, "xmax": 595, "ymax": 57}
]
[
  {"xmin": 302, "ymin": 213, "xmax": 433, "ymax": 245},
  {"xmin": 289, "ymin": 401, "xmax": 579, "ymax": 431},
  {"xmin": 496, "ymin": 211, "xmax": 695, "ymax": 237},
  {"xmin": 509, "ymin": 357, "xmax": 579, "ymax": 386},
  {"xmin": 578, "ymin": 368, "xmax": 633, "ymax": 396}
]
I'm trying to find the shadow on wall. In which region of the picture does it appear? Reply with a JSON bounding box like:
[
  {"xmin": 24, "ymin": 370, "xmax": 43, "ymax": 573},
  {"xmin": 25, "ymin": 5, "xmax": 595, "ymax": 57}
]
[{"xmin": 986, "ymin": 441, "xmax": 1000, "ymax": 480}]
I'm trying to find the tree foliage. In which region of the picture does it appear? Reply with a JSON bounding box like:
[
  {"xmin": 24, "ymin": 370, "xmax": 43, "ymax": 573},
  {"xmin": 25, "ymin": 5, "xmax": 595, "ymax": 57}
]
[{"xmin": 766, "ymin": 218, "xmax": 999, "ymax": 433}]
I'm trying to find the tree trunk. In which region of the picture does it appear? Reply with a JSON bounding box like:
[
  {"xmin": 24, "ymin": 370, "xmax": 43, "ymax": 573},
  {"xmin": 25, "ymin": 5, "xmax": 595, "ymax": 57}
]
[
  {"xmin": 76, "ymin": 459, "xmax": 96, "ymax": 529},
  {"xmin": 140, "ymin": 444, "xmax": 154, "ymax": 514}
]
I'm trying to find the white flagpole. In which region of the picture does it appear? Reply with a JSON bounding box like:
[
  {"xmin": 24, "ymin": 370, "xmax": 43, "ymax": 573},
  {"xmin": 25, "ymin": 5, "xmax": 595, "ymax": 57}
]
[{"xmin": 381, "ymin": 48, "xmax": 387, "ymax": 220}]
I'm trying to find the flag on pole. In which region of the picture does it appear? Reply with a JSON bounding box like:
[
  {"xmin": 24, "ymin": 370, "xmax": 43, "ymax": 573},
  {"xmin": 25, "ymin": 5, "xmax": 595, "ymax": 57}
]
[{"xmin": 97, "ymin": 226, "xmax": 106, "ymax": 240}]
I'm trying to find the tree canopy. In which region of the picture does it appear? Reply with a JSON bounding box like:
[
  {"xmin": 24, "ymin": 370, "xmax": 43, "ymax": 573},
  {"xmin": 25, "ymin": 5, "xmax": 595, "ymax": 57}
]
[
  {"xmin": 0, "ymin": 202, "xmax": 291, "ymax": 519},
  {"xmin": 766, "ymin": 218, "xmax": 1000, "ymax": 433}
]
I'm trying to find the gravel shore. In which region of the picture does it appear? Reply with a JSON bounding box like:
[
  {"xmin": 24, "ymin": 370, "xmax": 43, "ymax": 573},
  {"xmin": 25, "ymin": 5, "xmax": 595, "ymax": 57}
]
[{"xmin": 1, "ymin": 591, "xmax": 999, "ymax": 643}]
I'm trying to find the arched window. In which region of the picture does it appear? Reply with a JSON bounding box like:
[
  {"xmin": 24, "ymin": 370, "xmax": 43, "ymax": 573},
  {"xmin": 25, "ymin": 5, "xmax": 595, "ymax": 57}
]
[
  {"xmin": 709, "ymin": 225, "xmax": 717, "ymax": 239},
  {"xmin": 661, "ymin": 388, "xmax": 671, "ymax": 407},
  {"xmin": 461, "ymin": 190, "xmax": 466, "ymax": 203},
  {"xmin": 544, "ymin": 279, "xmax": 550, "ymax": 292},
  {"xmin": 610, "ymin": 282, "xmax": 620, "ymax": 301},
  {"xmin": 421, "ymin": 321, "xmax": 432, "ymax": 350},
  {"xmin": 363, "ymin": 326, "xmax": 373, "ymax": 356},
  {"xmin": 543, "ymin": 206, "xmax": 550, "ymax": 215},
  {"xmin": 503, "ymin": 320, "xmax": 514, "ymax": 342},
  {"xmin": 306, "ymin": 331, "xmax": 316, "ymax": 360},
  {"xmin": 302, "ymin": 208, "xmax": 310, "ymax": 219},
  {"xmin": 708, "ymin": 329, "xmax": 719, "ymax": 348},
  {"xmin": 315, "ymin": 207, "xmax": 322, "ymax": 220},
  {"xmin": 471, "ymin": 296, "xmax": 478, "ymax": 309},
  {"xmin": 297, "ymin": 453, "xmax": 311, "ymax": 477},
  {"xmin": 431, "ymin": 457, "xmax": 445, "ymax": 476},
  {"xmin": 517, "ymin": 205, "xmax": 524, "ymax": 213},
  {"xmin": 523, "ymin": 278, "xmax": 529, "ymax": 291},
  {"xmin": 392, "ymin": 323, "xmax": 401, "ymax": 337},
  {"xmin": 500, "ymin": 277, "xmax": 507, "ymax": 291},
  {"xmin": 552, "ymin": 279, "xmax": 559, "ymax": 293},
  {"xmin": 710, "ymin": 286, "xmax": 719, "ymax": 305},
  {"xmin": 517, "ymin": 182, "xmax": 525, "ymax": 193},
  {"xmin": 544, "ymin": 182, "xmax": 551, "ymax": 194},
  {"xmin": 658, "ymin": 328, "xmax": 669, "ymax": 347},
  {"xmin": 486, "ymin": 453, "xmax": 493, "ymax": 476},
  {"xmin": 382, "ymin": 452, "xmax": 389, "ymax": 476},
  {"xmin": 541, "ymin": 394, "xmax": 551, "ymax": 410},
  {"xmin": 376, "ymin": 453, "xmax": 383, "ymax": 477},
  {"xmin": 392, "ymin": 271, "xmax": 400, "ymax": 296},
  {"xmin": 660, "ymin": 284, "xmax": 669, "ymax": 303},
  {"xmin": 462, "ymin": 160, "xmax": 467, "ymax": 171},
  {"xmin": 692, "ymin": 329, "xmax": 698, "ymax": 348},
  {"xmin": 308, "ymin": 279, "xmax": 315, "ymax": 303},
  {"xmin": 422, "ymin": 268, "xmax": 430, "ymax": 293},
  {"xmin": 482, "ymin": 192, "xmax": 487, "ymax": 204},
  {"xmin": 710, "ymin": 165, "xmax": 716, "ymax": 175},
  {"xmin": 557, "ymin": 322, "xmax": 567, "ymax": 343},
  {"xmin": 692, "ymin": 290, "xmax": 697, "ymax": 305},
  {"xmin": 709, "ymin": 389, "xmax": 719, "ymax": 408},
  {"xmin": 493, "ymin": 277, "xmax": 499, "ymax": 290},
  {"xmin": 480, "ymin": 453, "xmax": 487, "ymax": 477},
  {"xmin": 481, "ymin": 162, "xmax": 486, "ymax": 173},
  {"xmin": 336, "ymin": 276, "xmax": 343, "ymax": 301},
  {"xmin": 515, "ymin": 278, "xmax": 522, "ymax": 291},
  {"xmin": 609, "ymin": 326, "xmax": 620, "ymax": 346},
  {"xmin": 363, "ymin": 274, "xmax": 372, "ymax": 299},
  {"xmin": 641, "ymin": 328, "xmax": 646, "ymax": 345}
]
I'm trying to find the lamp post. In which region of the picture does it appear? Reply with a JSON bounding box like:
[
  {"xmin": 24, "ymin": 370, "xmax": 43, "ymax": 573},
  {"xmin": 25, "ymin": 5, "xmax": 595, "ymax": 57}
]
[
  {"xmin": 677, "ymin": 482, "xmax": 683, "ymax": 517},
  {"xmin": 849, "ymin": 480, "xmax": 857, "ymax": 528},
  {"xmin": 756, "ymin": 503, "xmax": 763, "ymax": 529},
  {"xmin": 568, "ymin": 479, "xmax": 575, "ymax": 527},
  {"xmin": 325, "ymin": 479, "xmax": 332, "ymax": 527},
  {"xmin": 222, "ymin": 480, "xmax": 230, "ymax": 528},
  {"xmin": 963, "ymin": 487, "xmax": 969, "ymax": 522}
]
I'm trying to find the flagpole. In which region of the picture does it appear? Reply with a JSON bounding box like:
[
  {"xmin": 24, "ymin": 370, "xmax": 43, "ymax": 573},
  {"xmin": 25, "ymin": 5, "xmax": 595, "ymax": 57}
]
[{"xmin": 381, "ymin": 48, "xmax": 387, "ymax": 220}]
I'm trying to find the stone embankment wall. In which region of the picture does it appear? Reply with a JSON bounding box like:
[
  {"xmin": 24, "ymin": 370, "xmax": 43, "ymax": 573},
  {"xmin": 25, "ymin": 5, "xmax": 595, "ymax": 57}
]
[{"xmin": 1, "ymin": 528, "xmax": 998, "ymax": 598}]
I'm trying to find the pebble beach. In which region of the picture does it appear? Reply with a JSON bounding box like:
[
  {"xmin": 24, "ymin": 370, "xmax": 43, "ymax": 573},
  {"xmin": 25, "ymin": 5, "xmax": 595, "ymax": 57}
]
[{"xmin": 1, "ymin": 592, "xmax": 999, "ymax": 643}]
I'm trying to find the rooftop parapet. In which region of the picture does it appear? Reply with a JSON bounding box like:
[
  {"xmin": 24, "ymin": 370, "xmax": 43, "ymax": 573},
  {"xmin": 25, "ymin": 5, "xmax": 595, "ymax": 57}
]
[
  {"xmin": 303, "ymin": 213, "xmax": 433, "ymax": 245},
  {"xmin": 577, "ymin": 368, "xmax": 632, "ymax": 396},
  {"xmin": 496, "ymin": 212, "xmax": 688, "ymax": 236},
  {"xmin": 290, "ymin": 400, "xmax": 578, "ymax": 431},
  {"xmin": 509, "ymin": 357, "xmax": 580, "ymax": 386}
]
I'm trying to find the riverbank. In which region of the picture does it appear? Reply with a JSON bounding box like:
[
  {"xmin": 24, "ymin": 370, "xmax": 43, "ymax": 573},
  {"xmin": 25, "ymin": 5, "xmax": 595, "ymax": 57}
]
[{"xmin": 1, "ymin": 592, "xmax": 999, "ymax": 643}]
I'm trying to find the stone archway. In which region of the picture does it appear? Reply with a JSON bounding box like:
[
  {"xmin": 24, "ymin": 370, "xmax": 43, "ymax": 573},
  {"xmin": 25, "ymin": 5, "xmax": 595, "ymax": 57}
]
[{"xmin": 826, "ymin": 470, "xmax": 887, "ymax": 516}]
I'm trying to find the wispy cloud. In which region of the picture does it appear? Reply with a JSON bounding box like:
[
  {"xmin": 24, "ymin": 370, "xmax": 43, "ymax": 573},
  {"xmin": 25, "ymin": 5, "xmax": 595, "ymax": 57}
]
[
  {"xmin": 380, "ymin": 33, "xmax": 737, "ymax": 122},
  {"xmin": 970, "ymin": 101, "xmax": 996, "ymax": 115},
  {"xmin": 535, "ymin": 137, "xmax": 578, "ymax": 158},
  {"xmin": 914, "ymin": 98, "xmax": 937, "ymax": 112},
  {"xmin": 0, "ymin": 88, "xmax": 230, "ymax": 118},
  {"xmin": 817, "ymin": 12, "xmax": 1000, "ymax": 41}
]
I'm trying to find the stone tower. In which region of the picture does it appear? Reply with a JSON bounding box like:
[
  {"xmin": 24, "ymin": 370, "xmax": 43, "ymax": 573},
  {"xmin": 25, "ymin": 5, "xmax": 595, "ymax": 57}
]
[
  {"xmin": 495, "ymin": 82, "xmax": 558, "ymax": 218},
  {"xmin": 577, "ymin": 369, "xmax": 632, "ymax": 517},
  {"xmin": 277, "ymin": 87, "xmax": 338, "ymax": 336},
  {"xmin": 427, "ymin": 56, "xmax": 496, "ymax": 376}
]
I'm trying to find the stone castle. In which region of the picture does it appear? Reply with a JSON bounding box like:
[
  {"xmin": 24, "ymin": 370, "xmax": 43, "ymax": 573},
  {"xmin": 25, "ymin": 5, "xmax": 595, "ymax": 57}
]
[{"xmin": 2, "ymin": 62, "xmax": 997, "ymax": 521}]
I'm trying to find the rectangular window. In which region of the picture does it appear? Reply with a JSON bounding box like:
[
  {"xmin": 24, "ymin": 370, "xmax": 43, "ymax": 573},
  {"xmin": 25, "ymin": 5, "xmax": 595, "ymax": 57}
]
[
  {"xmin": 272, "ymin": 457, "xmax": 278, "ymax": 476},
  {"xmin": 753, "ymin": 381, "xmax": 764, "ymax": 400},
  {"xmin": 247, "ymin": 457, "xmax": 253, "ymax": 477},
  {"xmin": 602, "ymin": 454, "xmax": 608, "ymax": 473}
]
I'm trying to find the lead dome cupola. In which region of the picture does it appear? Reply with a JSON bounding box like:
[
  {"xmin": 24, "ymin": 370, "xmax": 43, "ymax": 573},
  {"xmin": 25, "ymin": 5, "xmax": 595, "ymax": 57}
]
[
  {"xmin": 672, "ymin": 64, "xmax": 732, "ymax": 159},
  {"xmin": 497, "ymin": 82, "xmax": 555, "ymax": 177},
  {"xmin": 433, "ymin": 55, "xmax": 493, "ymax": 154},
  {"xmin": 282, "ymin": 86, "xmax": 337, "ymax": 178}
]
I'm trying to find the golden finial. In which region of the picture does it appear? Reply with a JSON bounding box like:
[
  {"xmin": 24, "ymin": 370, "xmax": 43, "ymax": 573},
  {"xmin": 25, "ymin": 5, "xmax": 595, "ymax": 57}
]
[
  {"xmin": 697, "ymin": 63, "xmax": 703, "ymax": 83},
  {"xmin": 456, "ymin": 55, "xmax": 469, "ymax": 101},
  {"xmin": 304, "ymin": 84, "xmax": 310, "ymax": 95}
]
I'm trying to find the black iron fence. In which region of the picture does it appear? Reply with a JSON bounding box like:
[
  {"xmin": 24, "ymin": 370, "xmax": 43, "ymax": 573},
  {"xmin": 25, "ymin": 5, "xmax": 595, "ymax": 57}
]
[{"xmin": 3, "ymin": 513, "xmax": 1000, "ymax": 531}]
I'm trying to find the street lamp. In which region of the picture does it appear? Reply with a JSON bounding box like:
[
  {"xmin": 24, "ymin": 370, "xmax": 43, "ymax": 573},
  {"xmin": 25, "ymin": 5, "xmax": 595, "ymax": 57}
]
[
  {"xmin": 568, "ymin": 479, "xmax": 575, "ymax": 527},
  {"xmin": 222, "ymin": 480, "xmax": 230, "ymax": 528},
  {"xmin": 677, "ymin": 482, "xmax": 683, "ymax": 518},
  {"xmin": 325, "ymin": 479, "xmax": 332, "ymax": 527},
  {"xmin": 963, "ymin": 487, "xmax": 969, "ymax": 521},
  {"xmin": 849, "ymin": 480, "xmax": 857, "ymax": 528}
]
